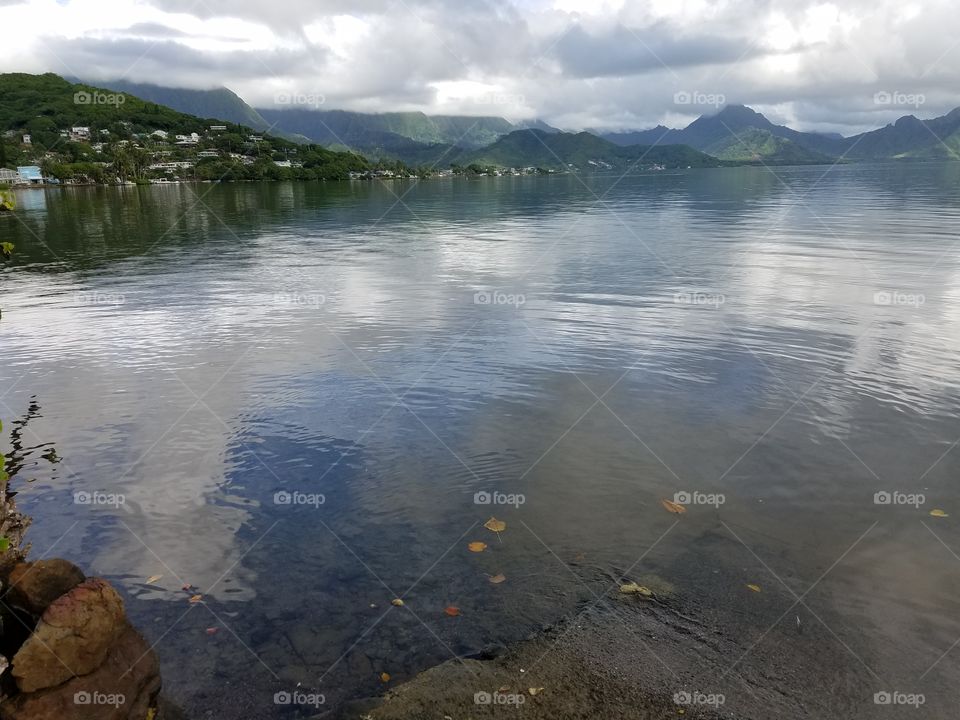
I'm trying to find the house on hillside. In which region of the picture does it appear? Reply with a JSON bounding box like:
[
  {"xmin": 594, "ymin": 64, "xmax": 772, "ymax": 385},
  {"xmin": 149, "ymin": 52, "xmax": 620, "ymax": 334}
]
[
  {"xmin": 175, "ymin": 133, "xmax": 200, "ymax": 145},
  {"xmin": 209, "ymin": 125, "xmax": 227, "ymax": 132},
  {"xmin": 197, "ymin": 150, "xmax": 220, "ymax": 158},
  {"xmin": 22, "ymin": 135, "xmax": 31, "ymax": 145},
  {"xmin": 151, "ymin": 130, "xmax": 169, "ymax": 140},
  {"xmin": 17, "ymin": 166, "xmax": 45, "ymax": 184},
  {"xmin": 0, "ymin": 168, "xmax": 23, "ymax": 185},
  {"xmin": 70, "ymin": 127, "xmax": 91, "ymax": 141}
]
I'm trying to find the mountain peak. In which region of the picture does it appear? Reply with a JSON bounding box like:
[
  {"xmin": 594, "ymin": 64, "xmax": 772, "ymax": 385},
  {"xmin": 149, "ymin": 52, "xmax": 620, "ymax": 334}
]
[{"xmin": 713, "ymin": 104, "xmax": 771, "ymax": 126}]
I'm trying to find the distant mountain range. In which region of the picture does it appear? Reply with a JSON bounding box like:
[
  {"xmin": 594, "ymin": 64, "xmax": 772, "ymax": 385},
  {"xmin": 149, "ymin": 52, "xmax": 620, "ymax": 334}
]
[{"xmin": 25, "ymin": 76, "xmax": 960, "ymax": 168}]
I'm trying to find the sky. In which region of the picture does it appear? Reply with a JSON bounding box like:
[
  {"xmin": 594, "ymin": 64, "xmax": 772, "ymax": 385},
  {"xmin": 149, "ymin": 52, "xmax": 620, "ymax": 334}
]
[{"xmin": 1, "ymin": 0, "xmax": 959, "ymax": 135}]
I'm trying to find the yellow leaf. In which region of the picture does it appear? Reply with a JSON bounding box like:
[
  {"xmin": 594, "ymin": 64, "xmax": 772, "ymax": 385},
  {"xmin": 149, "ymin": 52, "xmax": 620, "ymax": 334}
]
[
  {"xmin": 660, "ymin": 499, "xmax": 686, "ymax": 514},
  {"xmin": 468, "ymin": 541, "xmax": 488, "ymax": 552},
  {"xmin": 528, "ymin": 687, "xmax": 544, "ymax": 696},
  {"xmin": 189, "ymin": 594, "xmax": 203, "ymax": 603},
  {"xmin": 489, "ymin": 573, "xmax": 507, "ymax": 584},
  {"xmin": 746, "ymin": 584, "xmax": 761, "ymax": 593},
  {"xmin": 930, "ymin": 509, "xmax": 949, "ymax": 518},
  {"xmin": 146, "ymin": 709, "xmax": 157, "ymax": 720},
  {"xmin": 619, "ymin": 582, "xmax": 652, "ymax": 596},
  {"xmin": 484, "ymin": 517, "xmax": 507, "ymax": 533},
  {"xmin": 380, "ymin": 672, "xmax": 391, "ymax": 683},
  {"xmin": 146, "ymin": 575, "xmax": 162, "ymax": 585},
  {"xmin": 391, "ymin": 598, "xmax": 404, "ymax": 607}
]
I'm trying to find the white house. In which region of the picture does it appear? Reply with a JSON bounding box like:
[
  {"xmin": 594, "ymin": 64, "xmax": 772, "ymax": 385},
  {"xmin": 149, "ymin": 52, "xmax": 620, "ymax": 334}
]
[
  {"xmin": 70, "ymin": 127, "xmax": 91, "ymax": 141},
  {"xmin": 197, "ymin": 150, "xmax": 220, "ymax": 158},
  {"xmin": 0, "ymin": 168, "xmax": 22, "ymax": 185},
  {"xmin": 151, "ymin": 130, "xmax": 169, "ymax": 139},
  {"xmin": 22, "ymin": 134, "xmax": 31, "ymax": 145},
  {"xmin": 209, "ymin": 125, "xmax": 227, "ymax": 132}
]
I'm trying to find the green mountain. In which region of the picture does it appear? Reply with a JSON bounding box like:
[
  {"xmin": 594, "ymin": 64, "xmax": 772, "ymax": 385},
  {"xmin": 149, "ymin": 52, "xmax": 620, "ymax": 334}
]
[
  {"xmin": 256, "ymin": 108, "xmax": 515, "ymax": 150},
  {"xmin": 599, "ymin": 104, "xmax": 960, "ymax": 162},
  {"xmin": 85, "ymin": 79, "xmax": 272, "ymax": 132},
  {"xmin": 461, "ymin": 129, "xmax": 723, "ymax": 170}
]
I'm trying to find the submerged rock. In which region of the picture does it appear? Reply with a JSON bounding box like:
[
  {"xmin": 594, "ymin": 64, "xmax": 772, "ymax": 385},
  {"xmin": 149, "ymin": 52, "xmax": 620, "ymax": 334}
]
[
  {"xmin": 11, "ymin": 578, "xmax": 125, "ymax": 693},
  {"xmin": 6, "ymin": 560, "xmax": 86, "ymax": 616}
]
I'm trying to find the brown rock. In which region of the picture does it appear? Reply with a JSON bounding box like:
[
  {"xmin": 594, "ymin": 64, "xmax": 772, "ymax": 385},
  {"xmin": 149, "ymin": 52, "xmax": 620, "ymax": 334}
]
[
  {"xmin": 11, "ymin": 578, "xmax": 126, "ymax": 693},
  {"xmin": 6, "ymin": 559, "xmax": 86, "ymax": 615},
  {"xmin": 0, "ymin": 623, "xmax": 160, "ymax": 720}
]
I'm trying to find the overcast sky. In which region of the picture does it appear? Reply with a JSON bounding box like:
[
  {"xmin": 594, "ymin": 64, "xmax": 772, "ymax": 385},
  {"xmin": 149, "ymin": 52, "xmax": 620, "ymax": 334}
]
[{"xmin": 1, "ymin": 0, "xmax": 958, "ymax": 135}]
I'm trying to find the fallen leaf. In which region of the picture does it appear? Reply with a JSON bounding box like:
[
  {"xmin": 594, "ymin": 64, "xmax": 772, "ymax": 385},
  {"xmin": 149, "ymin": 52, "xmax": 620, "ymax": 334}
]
[
  {"xmin": 930, "ymin": 509, "xmax": 949, "ymax": 518},
  {"xmin": 391, "ymin": 598, "xmax": 404, "ymax": 607},
  {"xmin": 189, "ymin": 594, "xmax": 203, "ymax": 603},
  {"xmin": 660, "ymin": 499, "xmax": 687, "ymax": 514},
  {"xmin": 146, "ymin": 575, "xmax": 163, "ymax": 585},
  {"xmin": 205, "ymin": 627, "xmax": 218, "ymax": 635},
  {"xmin": 380, "ymin": 672, "xmax": 391, "ymax": 683},
  {"xmin": 181, "ymin": 584, "xmax": 192, "ymax": 592},
  {"xmin": 489, "ymin": 573, "xmax": 507, "ymax": 584},
  {"xmin": 746, "ymin": 584, "xmax": 761, "ymax": 593},
  {"xmin": 468, "ymin": 541, "xmax": 488, "ymax": 553},
  {"xmin": 146, "ymin": 710, "xmax": 157, "ymax": 720},
  {"xmin": 484, "ymin": 517, "xmax": 507, "ymax": 533},
  {"xmin": 444, "ymin": 606, "xmax": 461, "ymax": 617},
  {"xmin": 619, "ymin": 582, "xmax": 652, "ymax": 596},
  {"xmin": 528, "ymin": 687, "xmax": 544, "ymax": 696}
]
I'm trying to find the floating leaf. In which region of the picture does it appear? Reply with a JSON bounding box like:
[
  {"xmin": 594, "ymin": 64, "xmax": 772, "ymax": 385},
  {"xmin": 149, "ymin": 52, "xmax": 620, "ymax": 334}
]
[
  {"xmin": 380, "ymin": 672, "xmax": 391, "ymax": 683},
  {"xmin": 0, "ymin": 537, "xmax": 9, "ymax": 553},
  {"xmin": 146, "ymin": 575, "xmax": 163, "ymax": 585},
  {"xmin": 930, "ymin": 509, "xmax": 949, "ymax": 518},
  {"xmin": 619, "ymin": 582, "xmax": 652, "ymax": 596},
  {"xmin": 391, "ymin": 598, "xmax": 404, "ymax": 607},
  {"xmin": 746, "ymin": 584, "xmax": 761, "ymax": 593},
  {"xmin": 660, "ymin": 499, "xmax": 686, "ymax": 514},
  {"xmin": 489, "ymin": 573, "xmax": 507, "ymax": 584},
  {"xmin": 189, "ymin": 594, "xmax": 203, "ymax": 603},
  {"xmin": 528, "ymin": 687, "xmax": 544, "ymax": 696},
  {"xmin": 468, "ymin": 541, "xmax": 488, "ymax": 553},
  {"xmin": 484, "ymin": 517, "xmax": 507, "ymax": 533},
  {"xmin": 444, "ymin": 606, "xmax": 461, "ymax": 617},
  {"xmin": 205, "ymin": 627, "xmax": 218, "ymax": 635}
]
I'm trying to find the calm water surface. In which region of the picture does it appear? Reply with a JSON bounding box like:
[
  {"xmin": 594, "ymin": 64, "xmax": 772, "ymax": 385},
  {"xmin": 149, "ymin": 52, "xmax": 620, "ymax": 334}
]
[{"xmin": 2, "ymin": 164, "xmax": 960, "ymax": 717}]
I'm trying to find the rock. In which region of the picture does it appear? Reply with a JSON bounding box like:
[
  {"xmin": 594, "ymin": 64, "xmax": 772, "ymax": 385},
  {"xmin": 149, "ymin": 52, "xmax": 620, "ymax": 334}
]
[
  {"xmin": 6, "ymin": 559, "xmax": 86, "ymax": 615},
  {"xmin": 0, "ymin": 623, "xmax": 160, "ymax": 720},
  {"xmin": 11, "ymin": 578, "xmax": 125, "ymax": 693}
]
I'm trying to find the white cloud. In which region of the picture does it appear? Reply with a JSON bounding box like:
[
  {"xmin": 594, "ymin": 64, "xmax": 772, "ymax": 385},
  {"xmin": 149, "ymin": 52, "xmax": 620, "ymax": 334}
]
[{"xmin": 1, "ymin": 0, "xmax": 959, "ymax": 133}]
